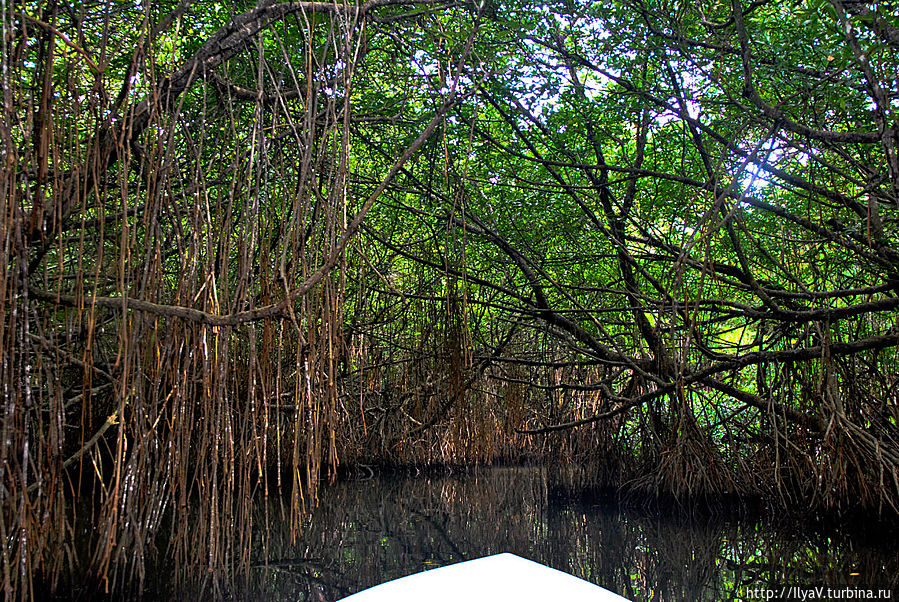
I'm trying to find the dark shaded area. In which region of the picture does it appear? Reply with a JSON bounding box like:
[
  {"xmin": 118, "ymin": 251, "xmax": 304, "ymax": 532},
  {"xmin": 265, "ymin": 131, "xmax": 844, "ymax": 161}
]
[{"xmin": 149, "ymin": 467, "xmax": 897, "ymax": 601}]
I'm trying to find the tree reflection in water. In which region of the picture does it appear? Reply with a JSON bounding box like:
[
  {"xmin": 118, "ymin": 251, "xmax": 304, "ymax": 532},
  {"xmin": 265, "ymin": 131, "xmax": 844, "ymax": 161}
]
[{"xmin": 212, "ymin": 467, "xmax": 897, "ymax": 601}]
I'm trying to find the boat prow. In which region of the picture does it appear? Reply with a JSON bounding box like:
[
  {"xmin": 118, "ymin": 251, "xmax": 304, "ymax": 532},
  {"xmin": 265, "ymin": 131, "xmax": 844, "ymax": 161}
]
[{"xmin": 338, "ymin": 552, "xmax": 631, "ymax": 601}]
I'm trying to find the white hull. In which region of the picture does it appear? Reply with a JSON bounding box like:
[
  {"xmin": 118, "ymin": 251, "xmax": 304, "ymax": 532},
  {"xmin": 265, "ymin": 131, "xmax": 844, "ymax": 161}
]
[{"xmin": 338, "ymin": 552, "xmax": 631, "ymax": 601}]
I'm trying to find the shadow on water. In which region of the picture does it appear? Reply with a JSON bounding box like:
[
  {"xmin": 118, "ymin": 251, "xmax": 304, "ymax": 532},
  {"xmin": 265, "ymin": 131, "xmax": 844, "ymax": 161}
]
[{"xmin": 168, "ymin": 466, "xmax": 897, "ymax": 601}]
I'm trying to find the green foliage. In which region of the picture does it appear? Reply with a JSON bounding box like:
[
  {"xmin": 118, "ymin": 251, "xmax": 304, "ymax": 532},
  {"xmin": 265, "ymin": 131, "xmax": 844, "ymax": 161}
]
[{"xmin": 4, "ymin": 0, "xmax": 899, "ymax": 597}]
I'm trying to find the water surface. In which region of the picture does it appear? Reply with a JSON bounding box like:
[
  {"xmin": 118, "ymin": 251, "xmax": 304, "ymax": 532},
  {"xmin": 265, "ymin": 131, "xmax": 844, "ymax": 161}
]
[{"xmin": 240, "ymin": 466, "xmax": 897, "ymax": 601}]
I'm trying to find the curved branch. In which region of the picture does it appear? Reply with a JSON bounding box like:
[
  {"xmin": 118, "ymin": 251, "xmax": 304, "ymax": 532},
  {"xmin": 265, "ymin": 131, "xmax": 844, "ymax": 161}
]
[
  {"xmin": 519, "ymin": 328, "xmax": 899, "ymax": 434},
  {"xmin": 730, "ymin": 0, "xmax": 883, "ymax": 145}
]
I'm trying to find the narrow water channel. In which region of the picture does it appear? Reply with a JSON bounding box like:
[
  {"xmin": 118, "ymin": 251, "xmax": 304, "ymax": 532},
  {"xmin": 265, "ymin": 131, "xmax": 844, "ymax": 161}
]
[{"xmin": 234, "ymin": 466, "xmax": 897, "ymax": 601}]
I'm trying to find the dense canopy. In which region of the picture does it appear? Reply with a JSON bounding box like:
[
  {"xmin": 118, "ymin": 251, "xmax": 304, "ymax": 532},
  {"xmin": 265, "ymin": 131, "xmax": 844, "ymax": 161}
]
[{"xmin": 2, "ymin": 0, "xmax": 898, "ymax": 597}]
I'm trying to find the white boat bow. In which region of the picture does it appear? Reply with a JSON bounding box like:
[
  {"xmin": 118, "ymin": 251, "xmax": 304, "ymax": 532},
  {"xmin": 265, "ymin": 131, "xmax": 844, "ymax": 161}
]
[{"xmin": 338, "ymin": 552, "xmax": 632, "ymax": 601}]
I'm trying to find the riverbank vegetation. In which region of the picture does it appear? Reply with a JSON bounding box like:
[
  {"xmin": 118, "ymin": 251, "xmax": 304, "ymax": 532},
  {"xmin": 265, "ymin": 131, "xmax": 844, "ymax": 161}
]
[{"xmin": 2, "ymin": 0, "xmax": 898, "ymax": 597}]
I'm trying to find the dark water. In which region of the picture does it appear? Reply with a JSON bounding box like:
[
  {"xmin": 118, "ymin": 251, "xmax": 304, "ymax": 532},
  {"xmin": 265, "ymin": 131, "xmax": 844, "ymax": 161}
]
[{"xmin": 235, "ymin": 466, "xmax": 897, "ymax": 601}]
